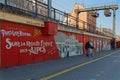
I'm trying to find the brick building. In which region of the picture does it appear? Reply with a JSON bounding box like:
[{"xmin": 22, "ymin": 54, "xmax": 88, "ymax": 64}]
[{"xmin": 63, "ymin": 3, "xmax": 96, "ymax": 32}]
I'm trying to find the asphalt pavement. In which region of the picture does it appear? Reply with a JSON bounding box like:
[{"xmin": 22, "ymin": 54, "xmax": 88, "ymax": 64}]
[{"xmin": 0, "ymin": 49, "xmax": 119, "ymax": 80}]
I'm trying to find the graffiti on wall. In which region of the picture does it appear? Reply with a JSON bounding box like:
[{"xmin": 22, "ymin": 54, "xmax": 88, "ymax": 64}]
[
  {"xmin": 94, "ymin": 39, "xmax": 96, "ymax": 49},
  {"xmin": 1, "ymin": 28, "xmax": 54, "ymax": 55},
  {"xmin": 54, "ymin": 32, "xmax": 83, "ymax": 58},
  {"xmin": 1, "ymin": 29, "xmax": 31, "ymax": 37},
  {"xmin": 5, "ymin": 38, "xmax": 53, "ymax": 54},
  {"xmin": 96, "ymin": 38, "xmax": 100, "ymax": 52},
  {"xmin": 102, "ymin": 39, "xmax": 110, "ymax": 50},
  {"xmin": 96, "ymin": 38, "xmax": 110, "ymax": 52}
]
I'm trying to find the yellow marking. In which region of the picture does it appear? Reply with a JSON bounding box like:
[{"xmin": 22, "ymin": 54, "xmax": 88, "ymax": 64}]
[
  {"xmin": 34, "ymin": 29, "xmax": 41, "ymax": 37},
  {"xmin": 40, "ymin": 50, "xmax": 120, "ymax": 80}
]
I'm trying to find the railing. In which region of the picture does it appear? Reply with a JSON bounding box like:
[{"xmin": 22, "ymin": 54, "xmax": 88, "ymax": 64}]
[{"xmin": 0, "ymin": 0, "xmax": 113, "ymax": 37}]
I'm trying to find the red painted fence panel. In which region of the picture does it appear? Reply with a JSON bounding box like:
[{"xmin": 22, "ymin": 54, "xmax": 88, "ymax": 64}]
[
  {"xmin": 0, "ymin": 21, "xmax": 59, "ymax": 68},
  {"xmin": 0, "ymin": 20, "xmax": 111, "ymax": 68}
]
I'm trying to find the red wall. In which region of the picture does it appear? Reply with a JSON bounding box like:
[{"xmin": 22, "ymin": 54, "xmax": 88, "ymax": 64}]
[
  {"xmin": 116, "ymin": 41, "xmax": 120, "ymax": 48},
  {"xmin": 93, "ymin": 36, "xmax": 97, "ymax": 52},
  {"xmin": 0, "ymin": 21, "xmax": 59, "ymax": 68},
  {"xmin": 0, "ymin": 22, "xmax": 2, "ymax": 68},
  {"xmin": 83, "ymin": 35, "xmax": 90, "ymax": 54},
  {"xmin": 0, "ymin": 21, "xmax": 111, "ymax": 68}
]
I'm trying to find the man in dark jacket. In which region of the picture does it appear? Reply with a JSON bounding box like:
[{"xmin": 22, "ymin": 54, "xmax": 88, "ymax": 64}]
[{"xmin": 85, "ymin": 41, "xmax": 94, "ymax": 57}]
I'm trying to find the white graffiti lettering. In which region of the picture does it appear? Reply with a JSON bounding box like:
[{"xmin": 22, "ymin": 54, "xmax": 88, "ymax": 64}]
[
  {"xmin": 26, "ymin": 41, "xmax": 40, "ymax": 47},
  {"xmin": 1, "ymin": 29, "xmax": 31, "ymax": 37},
  {"xmin": 40, "ymin": 40, "xmax": 53, "ymax": 47},
  {"xmin": 5, "ymin": 38, "xmax": 53, "ymax": 49},
  {"xmin": 6, "ymin": 38, "xmax": 20, "ymax": 49},
  {"xmin": 5, "ymin": 38, "xmax": 53, "ymax": 55},
  {"xmin": 20, "ymin": 42, "xmax": 26, "ymax": 46},
  {"xmin": 28, "ymin": 47, "xmax": 46, "ymax": 55},
  {"xmin": 20, "ymin": 49, "xmax": 28, "ymax": 53}
]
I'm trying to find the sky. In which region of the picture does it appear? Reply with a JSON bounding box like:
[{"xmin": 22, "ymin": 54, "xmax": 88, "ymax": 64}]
[{"xmin": 51, "ymin": 0, "xmax": 120, "ymax": 35}]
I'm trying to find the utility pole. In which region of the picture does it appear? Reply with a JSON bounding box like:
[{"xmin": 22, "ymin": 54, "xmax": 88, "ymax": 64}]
[
  {"xmin": 47, "ymin": 0, "xmax": 52, "ymax": 19},
  {"xmin": 112, "ymin": 8, "xmax": 117, "ymax": 49},
  {"xmin": 5, "ymin": 0, "xmax": 7, "ymax": 5},
  {"xmin": 113, "ymin": 9, "xmax": 116, "ymax": 38}
]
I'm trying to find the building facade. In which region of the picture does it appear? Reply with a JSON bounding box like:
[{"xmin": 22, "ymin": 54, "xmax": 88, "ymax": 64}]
[
  {"xmin": 1, "ymin": 0, "xmax": 47, "ymax": 16},
  {"xmin": 97, "ymin": 27, "xmax": 113, "ymax": 37},
  {"xmin": 63, "ymin": 3, "xmax": 96, "ymax": 32}
]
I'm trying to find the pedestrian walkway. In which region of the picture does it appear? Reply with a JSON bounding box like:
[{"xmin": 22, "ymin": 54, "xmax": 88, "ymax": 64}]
[{"xmin": 0, "ymin": 50, "xmax": 119, "ymax": 80}]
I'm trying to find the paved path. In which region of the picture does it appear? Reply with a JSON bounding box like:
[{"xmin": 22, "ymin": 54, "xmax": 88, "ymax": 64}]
[
  {"xmin": 42, "ymin": 50, "xmax": 120, "ymax": 80},
  {"xmin": 0, "ymin": 49, "xmax": 119, "ymax": 80}
]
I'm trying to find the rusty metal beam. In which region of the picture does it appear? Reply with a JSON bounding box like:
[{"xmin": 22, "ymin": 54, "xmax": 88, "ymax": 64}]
[{"xmin": 75, "ymin": 5, "xmax": 118, "ymax": 13}]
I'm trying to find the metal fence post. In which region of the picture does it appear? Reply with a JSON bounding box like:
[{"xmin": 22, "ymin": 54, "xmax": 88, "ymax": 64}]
[
  {"xmin": 47, "ymin": 0, "xmax": 52, "ymax": 19},
  {"xmin": 35, "ymin": 0, "xmax": 38, "ymax": 17},
  {"xmin": 76, "ymin": 13, "xmax": 79, "ymax": 29},
  {"xmin": 67, "ymin": 14, "xmax": 69, "ymax": 26},
  {"xmin": 5, "ymin": 0, "xmax": 7, "ymax": 5},
  {"xmin": 53, "ymin": 9, "xmax": 56, "ymax": 20}
]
